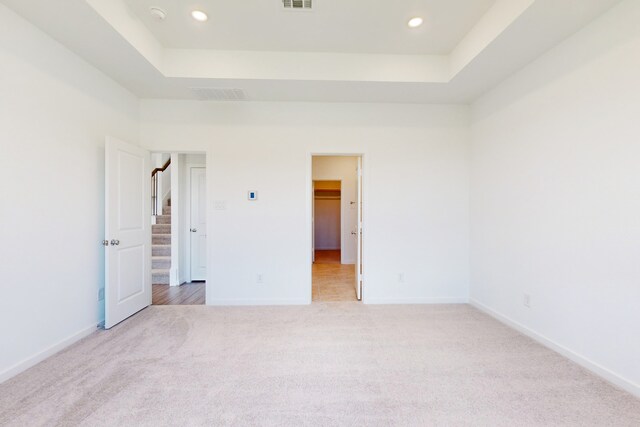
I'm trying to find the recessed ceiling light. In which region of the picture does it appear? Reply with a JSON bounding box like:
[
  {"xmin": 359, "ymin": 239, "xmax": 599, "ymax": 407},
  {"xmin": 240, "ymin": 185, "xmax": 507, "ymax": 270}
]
[
  {"xmin": 149, "ymin": 7, "xmax": 166, "ymax": 21},
  {"xmin": 191, "ymin": 10, "xmax": 208, "ymax": 22},
  {"xmin": 407, "ymin": 17, "xmax": 424, "ymax": 29}
]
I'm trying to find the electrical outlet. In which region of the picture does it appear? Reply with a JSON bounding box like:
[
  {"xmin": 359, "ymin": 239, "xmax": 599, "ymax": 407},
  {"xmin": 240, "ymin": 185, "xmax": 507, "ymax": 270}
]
[
  {"xmin": 398, "ymin": 273, "xmax": 405, "ymax": 283},
  {"xmin": 257, "ymin": 274, "xmax": 264, "ymax": 284},
  {"xmin": 523, "ymin": 293, "xmax": 531, "ymax": 308},
  {"xmin": 98, "ymin": 288, "xmax": 105, "ymax": 301}
]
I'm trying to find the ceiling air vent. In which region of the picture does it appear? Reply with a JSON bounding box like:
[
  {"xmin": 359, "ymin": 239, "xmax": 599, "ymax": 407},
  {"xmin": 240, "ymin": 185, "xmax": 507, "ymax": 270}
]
[
  {"xmin": 282, "ymin": 0, "xmax": 312, "ymax": 10},
  {"xmin": 190, "ymin": 88, "xmax": 247, "ymax": 101}
]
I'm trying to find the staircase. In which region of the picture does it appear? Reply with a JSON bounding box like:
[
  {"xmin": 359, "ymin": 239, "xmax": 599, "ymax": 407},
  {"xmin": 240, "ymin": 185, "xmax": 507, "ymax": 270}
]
[{"xmin": 152, "ymin": 200, "xmax": 171, "ymax": 285}]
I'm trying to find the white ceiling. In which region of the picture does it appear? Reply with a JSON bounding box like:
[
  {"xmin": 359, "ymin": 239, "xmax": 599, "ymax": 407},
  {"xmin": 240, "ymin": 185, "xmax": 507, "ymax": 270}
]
[
  {"xmin": 125, "ymin": 0, "xmax": 496, "ymax": 55},
  {"xmin": 0, "ymin": 0, "xmax": 623, "ymax": 103}
]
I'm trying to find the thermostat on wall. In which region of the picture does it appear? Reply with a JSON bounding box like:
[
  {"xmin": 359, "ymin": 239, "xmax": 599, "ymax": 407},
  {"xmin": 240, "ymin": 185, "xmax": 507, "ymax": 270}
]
[{"xmin": 248, "ymin": 191, "xmax": 258, "ymax": 201}]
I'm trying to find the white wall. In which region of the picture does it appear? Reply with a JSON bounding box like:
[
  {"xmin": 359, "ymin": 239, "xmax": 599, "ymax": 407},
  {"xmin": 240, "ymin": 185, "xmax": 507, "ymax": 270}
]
[
  {"xmin": 151, "ymin": 152, "xmax": 171, "ymax": 215},
  {"xmin": 159, "ymin": 153, "xmax": 171, "ymax": 205},
  {"xmin": 470, "ymin": 0, "xmax": 640, "ymax": 396},
  {"xmin": 140, "ymin": 101, "xmax": 470, "ymax": 305},
  {"xmin": 313, "ymin": 157, "xmax": 358, "ymax": 262},
  {"xmin": 0, "ymin": 4, "xmax": 139, "ymax": 381},
  {"xmin": 166, "ymin": 152, "xmax": 179, "ymax": 285}
]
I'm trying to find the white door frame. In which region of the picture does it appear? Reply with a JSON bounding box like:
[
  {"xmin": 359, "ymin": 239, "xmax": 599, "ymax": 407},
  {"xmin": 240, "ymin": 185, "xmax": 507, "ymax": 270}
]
[
  {"xmin": 185, "ymin": 162, "xmax": 206, "ymax": 283},
  {"xmin": 307, "ymin": 153, "xmax": 366, "ymax": 304}
]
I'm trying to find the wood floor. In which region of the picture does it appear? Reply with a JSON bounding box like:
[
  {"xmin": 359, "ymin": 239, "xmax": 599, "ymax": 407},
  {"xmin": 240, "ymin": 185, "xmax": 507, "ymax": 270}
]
[
  {"xmin": 312, "ymin": 250, "xmax": 357, "ymax": 302},
  {"xmin": 152, "ymin": 282, "xmax": 205, "ymax": 305}
]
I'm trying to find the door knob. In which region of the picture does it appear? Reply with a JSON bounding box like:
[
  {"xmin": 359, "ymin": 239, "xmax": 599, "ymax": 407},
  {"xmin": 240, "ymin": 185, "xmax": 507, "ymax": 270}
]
[
  {"xmin": 190, "ymin": 228, "xmax": 197, "ymax": 233},
  {"xmin": 351, "ymin": 231, "xmax": 357, "ymax": 236},
  {"xmin": 110, "ymin": 239, "xmax": 120, "ymax": 246}
]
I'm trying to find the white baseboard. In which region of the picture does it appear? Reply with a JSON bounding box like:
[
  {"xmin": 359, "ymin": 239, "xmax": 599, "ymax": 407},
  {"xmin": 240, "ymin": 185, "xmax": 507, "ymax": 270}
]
[
  {"xmin": 207, "ymin": 298, "xmax": 310, "ymax": 306},
  {"xmin": 208, "ymin": 297, "xmax": 470, "ymax": 306},
  {"xmin": 470, "ymin": 299, "xmax": 640, "ymax": 399},
  {"xmin": 365, "ymin": 297, "xmax": 469, "ymax": 304},
  {"xmin": 0, "ymin": 324, "xmax": 97, "ymax": 384}
]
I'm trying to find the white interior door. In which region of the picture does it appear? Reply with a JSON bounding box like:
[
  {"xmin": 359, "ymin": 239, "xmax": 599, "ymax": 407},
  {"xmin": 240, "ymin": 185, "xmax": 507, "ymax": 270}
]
[
  {"xmin": 105, "ymin": 137, "xmax": 151, "ymax": 329},
  {"xmin": 190, "ymin": 167, "xmax": 207, "ymax": 281},
  {"xmin": 356, "ymin": 157, "xmax": 363, "ymax": 300}
]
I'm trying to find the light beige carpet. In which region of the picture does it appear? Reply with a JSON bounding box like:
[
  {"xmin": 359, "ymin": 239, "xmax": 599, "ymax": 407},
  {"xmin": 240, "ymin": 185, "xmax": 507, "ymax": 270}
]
[{"xmin": 0, "ymin": 304, "xmax": 638, "ymax": 426}]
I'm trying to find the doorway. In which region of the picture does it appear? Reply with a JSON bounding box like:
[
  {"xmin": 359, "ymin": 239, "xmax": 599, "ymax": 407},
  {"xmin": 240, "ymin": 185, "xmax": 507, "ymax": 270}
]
[
  {"xmin": 150, "ymin": 152, "xmax": 207, "ymax": 306},
  {"xmin": 311, "ymin": 155, "xmax": 363, "ymax": 302},
  {"xmin": 104, "ymin": 140, "xmax": 208, "ymax": 329}
]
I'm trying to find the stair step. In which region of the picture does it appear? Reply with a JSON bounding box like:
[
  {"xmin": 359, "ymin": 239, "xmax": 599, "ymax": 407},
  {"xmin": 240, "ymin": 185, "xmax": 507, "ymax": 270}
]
[
  {"xmin": 152, "ymin": 224, "xmax": 171, "ymax": 234},
  {"xmin": 152, "ymin": 245, "xmax": 171, "ymax": 256},
  {"xmin": 152, "ymin": 256, "xmax": 171, "ymax": 269},
  {"xmin": 162, "ymin": 205, "xmax": 171, "ymax": 215},
  {"xmin": 152, "ymin": 234, "xmax": 171, "ymax": 245},
  {"xmin": 156, "ymin": 215, "xmax": 171, "ymax": 225},
  {"xmin": 152, "ymin": 269, "xmax": 170, "ymax": 285}
]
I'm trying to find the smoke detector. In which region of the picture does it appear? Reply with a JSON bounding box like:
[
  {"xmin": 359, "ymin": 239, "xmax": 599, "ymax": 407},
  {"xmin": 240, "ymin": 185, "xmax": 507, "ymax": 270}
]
[
  {"xmin": 149, "ymin": 7, "xmax": 167, "ymax": 21},
  {"xmin": 190, "ymin": 88, "xmax": 248, "ymax": 101},
  {"xmin": 282, "ymin": 0, "xmax": 312, "ymax": 10}
]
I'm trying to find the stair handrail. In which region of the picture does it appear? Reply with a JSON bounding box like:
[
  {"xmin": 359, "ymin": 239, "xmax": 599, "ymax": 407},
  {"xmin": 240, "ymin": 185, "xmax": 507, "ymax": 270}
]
[
  {"xmin": 151, "ymin": 158, "xmax": 171, "ymax": 216},
  {"xmin": 152, "ymin": 158, "xmax": 171, "ymax": 178}
]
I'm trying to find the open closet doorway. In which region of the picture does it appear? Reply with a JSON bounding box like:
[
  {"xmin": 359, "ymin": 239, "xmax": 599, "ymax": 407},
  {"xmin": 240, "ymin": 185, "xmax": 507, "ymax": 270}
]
[
  {"xmin": 311, "ymin": 155, "xmax": 363, "ymax": 302},
  {"xmin": 150, "ymin": 152, "xmax": 207, "ymax": 305}
]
